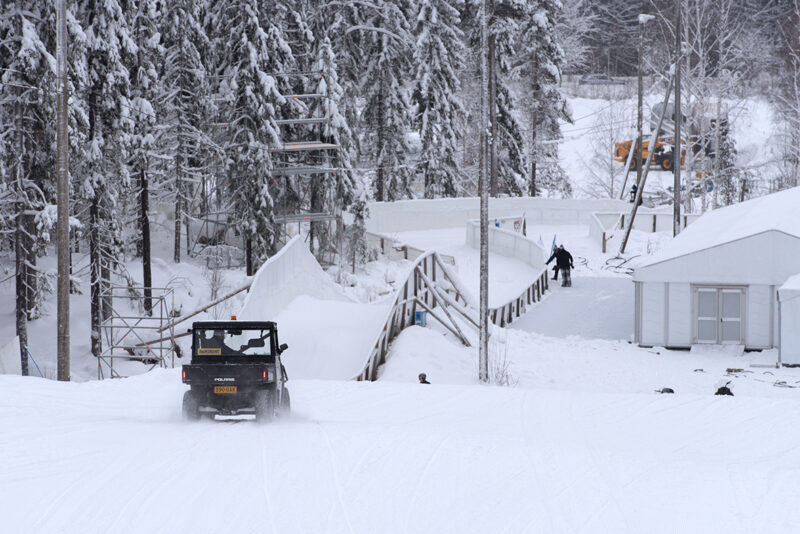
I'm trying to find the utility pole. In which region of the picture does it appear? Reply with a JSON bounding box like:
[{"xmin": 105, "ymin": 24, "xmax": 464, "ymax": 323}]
[
  {"xmin": 56, "ymin": 0, "xmax": 70, "ymax": 381},
  {"xmin": 618, "ymin": 15, "xmax": 654, "ymax": 201},
  {"xmin": 636, "ymin": 16, "xmax": 648, "ymax": 200},
  {"xmin": 478, "ymin": 0, "xmax": 490, "ymax": 382},
  {"xmin": 673, "ymin": 0, "xmax": 682, "ymax": 237},
  {"xmin": 619, "ymin": 73, "xmax": 675, "ymax": 255}
]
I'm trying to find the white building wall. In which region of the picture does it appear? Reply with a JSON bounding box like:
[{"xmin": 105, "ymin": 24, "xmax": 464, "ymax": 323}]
[
  {"xmin": 781, "ymin": 298, "xmax": 800, "ymax": 365},
  {"xmin": 667, "ymin": 283, "xmax": 692, "ymax": 346},
  {"xmin": 747, "ymin": 285, "xmax": 773, "ymax": 349},
  {"xmin": 641, "ymin": 282, "xmax": 666, "ymax": 346}
]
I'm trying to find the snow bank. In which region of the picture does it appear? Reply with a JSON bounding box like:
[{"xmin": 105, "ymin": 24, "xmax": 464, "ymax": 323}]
[
  {"xmin": 239, "ymin": 235, "xmax": 351, "ymax": 321},
  {"xmin": 274, "ymin": 295, "xmax": 391, "ymax": 380}
]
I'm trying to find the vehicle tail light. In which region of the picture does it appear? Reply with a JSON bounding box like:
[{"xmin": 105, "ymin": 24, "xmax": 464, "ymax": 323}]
[
  {"xmin": 182, "ymin": 368, "xmax": 186, "ymax": 382},
  {"xmin": 262, "ymin": 368, "xmax": 267, "ymax": 380}
]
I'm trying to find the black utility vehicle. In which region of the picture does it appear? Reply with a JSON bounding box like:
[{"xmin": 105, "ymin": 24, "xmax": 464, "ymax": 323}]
[{"xmin": 181, "ymin": 321, "xmax": 290, "ymax": 422}]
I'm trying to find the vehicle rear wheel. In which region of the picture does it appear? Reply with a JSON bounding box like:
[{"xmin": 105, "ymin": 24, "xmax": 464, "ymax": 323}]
[
  {"xmin": 254, "ymin": 390, "xmax": 274, "ymax": 423},
  {"xmin": 628, "ymin": 157, "xmax": 638, "ymax": 171},
  {"xmin": 182, "ymin": 390, "xmax": 200, "ymax": 421},
  {"xmin": 280, "ymin": 388, "xmax": 291, "ymax": 416},
  {"xmin": 660, "ymin": 154, "xmax": 673, "ymax": 171}
]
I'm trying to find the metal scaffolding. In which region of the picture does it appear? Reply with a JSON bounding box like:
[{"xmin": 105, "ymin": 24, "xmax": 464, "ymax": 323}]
[{"xmin": 98, "ymin": 286, "xmax": 176, "ymax": 379}]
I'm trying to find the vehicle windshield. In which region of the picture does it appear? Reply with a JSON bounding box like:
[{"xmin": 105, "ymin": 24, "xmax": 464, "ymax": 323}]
[{"xmin": 195, "ymin": 327, "xmax": 273, "ymax": 357}]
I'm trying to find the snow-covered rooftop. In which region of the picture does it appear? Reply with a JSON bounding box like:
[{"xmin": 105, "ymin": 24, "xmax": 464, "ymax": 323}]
[{"xmin": 638, "ymin": 186, "xmax": 800, "ymax": 268}]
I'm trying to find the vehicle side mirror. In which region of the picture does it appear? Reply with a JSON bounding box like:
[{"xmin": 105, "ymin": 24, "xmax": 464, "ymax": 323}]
[{"xmin": 279, "ymin": 343, "xmax": 288, "ymax": 354}]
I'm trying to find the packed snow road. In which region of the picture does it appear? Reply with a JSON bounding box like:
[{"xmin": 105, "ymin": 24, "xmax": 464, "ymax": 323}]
[{"xmin": 3, "ymin": 370, "xmax": 800, "ymax": 533}]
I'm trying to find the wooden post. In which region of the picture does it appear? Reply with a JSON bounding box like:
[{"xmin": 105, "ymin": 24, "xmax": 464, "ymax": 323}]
[
  {"xmin": 653, "ymin": 214, "xmax": 657, "ymax": 232},
  {"xmin": 602, "ymin": 232, "xmax": 606, "ymax": 253}
]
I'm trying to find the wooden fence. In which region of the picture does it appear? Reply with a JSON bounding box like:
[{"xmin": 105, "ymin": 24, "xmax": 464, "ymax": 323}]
[
  {"xmin": 354, "ymin": 251, "xmax": 474, "ymax": 381},
  {"xmin": 487, "ymin": 268, "xmax": 550, "ymax": 327}
]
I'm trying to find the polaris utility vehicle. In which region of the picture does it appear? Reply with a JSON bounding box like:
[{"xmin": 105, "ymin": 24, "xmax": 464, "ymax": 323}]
[{"xmin": 181, "ymin": 320, "xmax": 290, "ymax": 422}]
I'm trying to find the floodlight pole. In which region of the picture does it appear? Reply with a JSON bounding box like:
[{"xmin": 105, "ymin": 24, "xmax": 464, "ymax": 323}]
[
  {"xmin": 478, "ymin": 0, "xmax": 490, "ymax": 382},
  {"xmin": 56, "ymin": 0, "xmax": 70, "ymax": 381}
]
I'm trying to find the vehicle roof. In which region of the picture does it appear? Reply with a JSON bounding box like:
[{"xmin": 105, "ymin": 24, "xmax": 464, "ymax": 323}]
[{"xmin": 192, "ymin": 320, "xmax": 277, "ymax": 330}]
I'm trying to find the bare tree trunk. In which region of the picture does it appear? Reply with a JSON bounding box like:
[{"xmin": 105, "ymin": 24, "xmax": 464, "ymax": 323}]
[
  {"xmin": 15, "ymin": 212, "xmax": 29, "ymax": 376},
  {"xmin": 100, "ymin": 200, "xmax": 111, "ymax": 324},
  {"xmin": 90, "ymin": 197, "xmax": 102, "ymax": 359},
  {"xmin": 174, "ymin": 156, "xmax": 182, "ymax": 263},
  {"xmin": 529, "ymin": 59, "xmax": 539, "ymax": 197},
  {"xmin": 141, "ymin": 169, "xmax": 152, "ymax": 316},
  {"xmin": 246, "ymin": 237, "xmax": 254, "ymax": 276},
  {"xmin": 56, "ymin": 0, "xmax": 70, "ymax": 380}
]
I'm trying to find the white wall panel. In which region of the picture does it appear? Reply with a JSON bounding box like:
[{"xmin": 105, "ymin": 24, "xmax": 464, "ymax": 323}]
[
  {"xmin": 641, "ymin": 282, "xmax": 666, "ymax": 346},
  {"xmin": 667, "ymin": 283, "xmax": 691, "ymax": 347},
  {"xmin": 781, "ymin": 298, "xmax": 800, "ymax": 365},
  {"xmin": 747, "ymin": 285, "xmax": 772, "ymax": 349}
]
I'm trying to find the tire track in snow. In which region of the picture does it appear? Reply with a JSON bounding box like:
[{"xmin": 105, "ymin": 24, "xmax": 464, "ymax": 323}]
[
  {"xmin": 258, "ymin": 431, "xmax": 280, "ymax": 534},
  {"xmin": 316, "ymin": 421, "xmax": 356, "ymax": 534}
]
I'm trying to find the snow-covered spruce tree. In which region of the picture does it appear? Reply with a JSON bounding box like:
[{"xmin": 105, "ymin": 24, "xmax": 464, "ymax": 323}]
[
  {"xmin": 360, "ymin": 1, "xmax": 414, "ymax": 201},
  {"xmin": 78, "ymin": 0, "xmax": 135, "ymax": 357},
  {"xmin": 488, "ymin": 0, "xmax": 528, "ymax": 196},
  {"xmin": 343, "ymin": 189, "xmax": 370, "ymax": 274},
  {"xmin": 309, "ymin": 36, "xmax": 357, "ymax": 257},
  {"xmin": 519, "ymin": 0, "xmax": 571, "ymax": 197},
  {"xmin": 713, "ymin": 117, "xmax": 740, "ymax": 207},
  {"xmin": 412, "ymin": 0, "xmax": 466, "ymax": 198},
  {"xmin": 160, "ymin": 0, "xmax": 216, "ymax": 264},
  {"xmin": 0, "ymin": 0, "xmax": 57, "ymax": 374},
  {"xmin": 207, "ymin": 0, "xmax": 289, "ymax": 274}
]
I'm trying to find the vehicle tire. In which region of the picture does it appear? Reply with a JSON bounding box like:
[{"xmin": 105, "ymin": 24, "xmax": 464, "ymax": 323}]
[
  {"xmin": 280, "ymin": 388, "xmax": 291, "ymax": 416},
  {"xmin": 254, "ymin": 389, "xmax": 274, "ymax": 423},
  {"xmin": 660, "ymin": 154, "xmax": 673, "ymax": 171},
  {"xmin": 628, "ymin": 157, "xmax": 638, "ymax": 171},
  {"xmin": 182, "ymin": 390, "xmax": 200, "ymax": 421}
]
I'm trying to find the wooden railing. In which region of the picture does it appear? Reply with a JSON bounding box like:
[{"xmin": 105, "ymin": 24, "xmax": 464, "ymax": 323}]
[
  {"xmin": 354, "ymin": 251, "xmax": 475, "ymax": 381},
  {"xmin": 487, "ymin": 268, "xmax": 550, "ymax": 327}
]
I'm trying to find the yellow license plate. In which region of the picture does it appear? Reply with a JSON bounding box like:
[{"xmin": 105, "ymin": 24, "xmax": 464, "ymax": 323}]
[{"xmin": 213, "ymin": 386, "xmax": 237, "ymax": 394}]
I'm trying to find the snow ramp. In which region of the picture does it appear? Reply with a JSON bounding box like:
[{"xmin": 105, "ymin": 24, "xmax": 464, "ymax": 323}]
[{"xmin": 238, "ymin": 236, "xmax": 391, "ymax": 380}]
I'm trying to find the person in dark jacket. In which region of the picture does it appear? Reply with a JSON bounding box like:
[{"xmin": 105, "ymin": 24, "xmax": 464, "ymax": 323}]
[
  {"xmin": 546, "ymin": 245, "xmax": 574, "ymax": 287},
  {"xmin": 418, "ymin": 373, "xmax": 430, "ymax": 384}
]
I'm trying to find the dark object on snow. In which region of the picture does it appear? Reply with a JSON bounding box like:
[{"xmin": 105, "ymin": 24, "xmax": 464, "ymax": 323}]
[
  {"xmin": 656, "ymin": 387, "xmax": 675, "ymax": 394},
  {"xmin": 552, "ymin": 265, "xmax": 559, "ymax": 280},
  {"xmin": 546, "ymin": 245, "xmax": 574, "ymax": 287},
  {"xmin": 181, "ymin": 321, "xmax": 291, "ymax": 422},
  {"xmin": 715, "ymin": 385, "xmax": 734, "ymax": 396},
  {"xmin": 419, "ymin": 373, "xmax": 430, "ymax": 384}
]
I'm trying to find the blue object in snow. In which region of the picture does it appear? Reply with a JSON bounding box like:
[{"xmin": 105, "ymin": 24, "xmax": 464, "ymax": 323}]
[
  {"xmin": 706, "ymin": 179, "xmax": 714, "ymax": 193},
  {"xmin": 415, "ymin": 310, "xmax": 427, "ymax": 327}
]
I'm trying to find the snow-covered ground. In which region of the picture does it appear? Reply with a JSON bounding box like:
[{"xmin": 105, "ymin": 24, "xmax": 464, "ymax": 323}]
[
  {"xmin": 2, "ymin": 93, "xmax": 798, "ymax": 533},
  {"xmin": 4, "ymin": 344, "xmax": 800, "ymax": 534}
]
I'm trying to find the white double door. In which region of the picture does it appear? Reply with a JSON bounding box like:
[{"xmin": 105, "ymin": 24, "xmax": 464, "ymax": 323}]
[{"xmin": 695, "ymin": 287, "xmax": 745, "ymax": 344}]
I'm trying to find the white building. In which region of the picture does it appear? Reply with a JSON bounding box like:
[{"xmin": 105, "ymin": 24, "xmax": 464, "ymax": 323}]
[
  {"xmin": 779, "ymin": 274, "xmax": 800, "ymax": 365},
  {"xmin": 633, "ymin": 187, "xmax": 800, "ymax": 353}
]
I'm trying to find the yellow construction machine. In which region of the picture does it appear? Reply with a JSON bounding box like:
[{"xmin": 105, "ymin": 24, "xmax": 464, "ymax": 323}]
[{"xmin": 613, "ymin": 137, "xmax": 685, "ymax": 171}]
